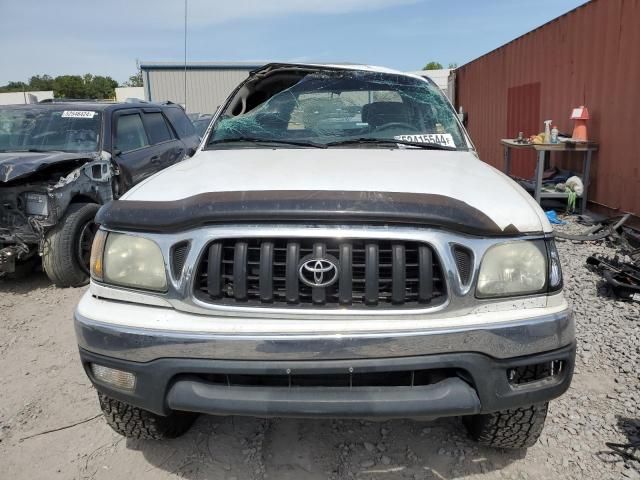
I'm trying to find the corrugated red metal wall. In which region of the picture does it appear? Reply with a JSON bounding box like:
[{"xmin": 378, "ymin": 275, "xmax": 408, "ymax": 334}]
[{"xmin": 456, "ymin": 0, "xmax": 640, "ymax": 215}]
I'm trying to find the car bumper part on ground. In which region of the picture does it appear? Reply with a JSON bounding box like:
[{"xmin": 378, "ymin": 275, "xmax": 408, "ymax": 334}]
[
  {"xmin": 0, "ymin": 247, "xmax": 16, "ymax": 274},
  {"xmin": 75, "ymin": 295, "xmax": 575, "ymax": 418}
]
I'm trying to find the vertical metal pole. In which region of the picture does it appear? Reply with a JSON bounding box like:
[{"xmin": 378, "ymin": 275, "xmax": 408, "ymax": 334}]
[
  {"xmin": 503, "ymin": 144, "xmax": 511, "ymax": 174},
  {"xmin": 184, "ymin": 0, "xmax": 188, "ymax": 112},
  {"xmin": 582, "ymin": 149, "xmax": 593, "ymax": 214},
  {"xmin": 535, "ymin": 149, "xmax": 545, "ymax": 205}
]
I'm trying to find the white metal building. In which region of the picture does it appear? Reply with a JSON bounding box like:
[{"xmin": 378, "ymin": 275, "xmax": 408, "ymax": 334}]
[
  {"xmin": 405, "ymin": 69, "xmax": 452, "ymax": 99},
  {"xmin": 115, "ymin": 86, "xmax": 145, "ymax": 102},
  {"xmin": 140, "ymin": 63, "xmax": 455, "ymax": 114},
  {"xmin": 140, "ymin": 62, "xmax": 263, "ymax": 114},
  {"xmin": 0, "ymin": 90, "xmax": 54, "ymax": 105}
]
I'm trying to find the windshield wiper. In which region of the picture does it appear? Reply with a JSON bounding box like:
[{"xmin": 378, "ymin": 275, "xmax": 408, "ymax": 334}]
[
  {"xmin": 326, "ymin": 138, "xmax": 458, "ymax": 150},
  {"xmin": 26, "ymin": 148, "xmax": 62, "ymax": 153},
  {"xmin": 208, "ymin": 137, "xmax": 327, "ymax": 149}
]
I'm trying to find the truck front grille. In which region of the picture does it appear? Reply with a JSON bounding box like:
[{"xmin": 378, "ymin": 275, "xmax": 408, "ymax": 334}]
[{"xmin": 194, "ymin": 238, "xmax": 446, "ymax": 308}]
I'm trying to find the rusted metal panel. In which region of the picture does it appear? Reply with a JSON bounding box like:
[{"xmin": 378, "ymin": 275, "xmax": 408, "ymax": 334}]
[
  {"xmin": 456, "ymin": 0, "xmax": 640, "ymax": 215},
  {"xmin": 507, "ymin": 83, "xmax": 541, "ymax": 178}
]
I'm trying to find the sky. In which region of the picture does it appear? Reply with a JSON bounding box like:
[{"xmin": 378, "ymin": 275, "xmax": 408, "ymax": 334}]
[{"xmin": 0, "ymin": 0, "xmax": 589, "ymax": 85}]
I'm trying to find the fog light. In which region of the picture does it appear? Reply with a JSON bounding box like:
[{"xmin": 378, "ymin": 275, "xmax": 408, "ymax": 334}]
[
  {"xmin": 90, "ymin": 364, "xmax": 136, "ymax": 390},
  {"xmin": 507, "ymin": 360, "xmax": 565, "ymax": 386}
]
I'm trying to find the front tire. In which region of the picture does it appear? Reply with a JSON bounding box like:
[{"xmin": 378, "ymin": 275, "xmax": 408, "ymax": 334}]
[
  {"xmin": 463, "ymin": 402, "xmax": 549, "ymax": 449},
  {"xmin": 98, "ymin": 393, "xmax": 197, "ymax": 440},
  {"xmin": 42, "ymin": 202, "xmax": 99, "ymax": 287}
]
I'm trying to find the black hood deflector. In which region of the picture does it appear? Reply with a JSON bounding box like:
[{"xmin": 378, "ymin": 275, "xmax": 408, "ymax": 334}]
[
  {"xmin": 96, "ymin": 190, "xmax": 523, "ymax": 236},
  {"xmin": 0, "ymin": 151, "xmax": 96, "ymax": 183}
]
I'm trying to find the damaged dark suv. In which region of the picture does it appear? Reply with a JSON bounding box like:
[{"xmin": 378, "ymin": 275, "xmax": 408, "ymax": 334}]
[{"xmin": 0, "ymin": 102, "xmax": 198, "ymax": 286}]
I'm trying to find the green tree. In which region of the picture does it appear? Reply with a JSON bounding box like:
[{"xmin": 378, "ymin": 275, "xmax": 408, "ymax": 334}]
[
  {"xmin": 28, "ymin": 74, "xmax": 54, "ymax": 91},
  {"xmin": 124, "ymin": 71, "xmax": 143, "ymax": 87},
  {"xmin": 86, "ymin": 75, "xmax": 118, "ymax": 99},
  {"xmin": 423, "ymin": 61, "xmax": 443, "ymax": 70},
  {"xmin": 53, "ymin": 75, "xmax": 86, "ymax": 98},
  {"xmin": 2, "ymin": 72, "xmax": 119, "ymax": 98},
  {"xmin": 448, "ymin": 63, "xmax": 458, "ymax": 69},
  {"xmin": 0, "ymin": 81, "xmax": 29, "ymax": 92}
]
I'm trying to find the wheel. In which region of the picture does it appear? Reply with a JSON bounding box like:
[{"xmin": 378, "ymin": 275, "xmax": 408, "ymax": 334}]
[
  {"xmin": 98, "ymin": 393, "xmax": 196, "ymax": 440},
  {"xmin": 42, "ymin": 202, "xmax": 100, "ymax": 287},
  {"xmin": 463, "ymin": 402, "xmax": 549, "ymax": 449}
]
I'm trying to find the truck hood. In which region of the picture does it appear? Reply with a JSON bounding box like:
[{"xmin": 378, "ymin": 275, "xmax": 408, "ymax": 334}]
[
  {"xmin": 0, "ymin": 151, "xmax": 97, "ymax": 183},
  {"xmin": 122, "ymin": 149, "xmax": 550, "ymax": 234}
]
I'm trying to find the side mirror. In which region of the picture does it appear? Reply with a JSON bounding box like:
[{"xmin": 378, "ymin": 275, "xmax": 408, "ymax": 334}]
[{"xmin": 187, "ymin": 147, "xmax": 197, "ymax": 157}]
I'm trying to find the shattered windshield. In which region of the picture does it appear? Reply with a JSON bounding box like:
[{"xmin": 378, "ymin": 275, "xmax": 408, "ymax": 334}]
[
  {"xmin": 207, "ymin": 69, "xmax": 467, "ymax": 150},
  {"xmin": 0, "ymin": 107, "xmax": 101, "ymax": 153}
]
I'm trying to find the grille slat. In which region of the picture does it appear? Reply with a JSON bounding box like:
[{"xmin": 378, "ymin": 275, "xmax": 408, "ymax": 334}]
[
  {"xmin": 206, "ymin": 242, "xmax": 223, "ymax": 298},
  {"xmin": 233, "ymin": 242, "xmax": 248, "ymax": 301},
  {"xmin": 339, "ymin": 243, "xmax": 353, "ymax": 305},
  {"xmin": 418, "ymin": 245, "xmax": 433, "ymax": 303},
  {"xmin": 197, "ymin": 238, "xmax": 446, "ymax": 309},
  {"xmin": 285, "ymin": 242, "xmax": 300, "ymax": 304},
  {"xmin": 392, "ymin": 243, "xmax": 406, "ymax": 305},
  {"xmin": 259, "ymin": 241, "xmax": 274, "ymax": 302},
  {"xmin": 365, "ymin": 243, "xmax": 379, "ymax": 306},
  {"xmin": 312, "ymin": 243, "xmax": 327, "ymax": 305}
]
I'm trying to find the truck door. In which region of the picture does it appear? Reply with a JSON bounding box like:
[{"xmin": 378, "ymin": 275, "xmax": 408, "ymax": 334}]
[
  {"xmin": 140, "ymin": 108, "xmax": 185, "ymax": 169},
  {"xmin": 112, "ymin": 109, "xmax": 156, "ymax": 189}
]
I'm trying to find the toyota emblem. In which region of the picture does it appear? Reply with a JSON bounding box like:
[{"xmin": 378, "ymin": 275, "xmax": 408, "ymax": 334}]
[{"xmin": 298, "ymin": 255, "xmax": 339, "ymax": 288}]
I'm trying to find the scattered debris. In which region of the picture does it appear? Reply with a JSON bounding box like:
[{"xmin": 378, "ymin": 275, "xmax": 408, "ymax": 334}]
[
  {"xmin": 555, "ymin": 213, "xmax": 630, "ymax": 242},
  {"xmin": 19, "ymin": 414, "xmax": 102, "ymax": 441},
  {"xmin": 587, "ymin": 254, "xmax": 640, "ymax": 300}
]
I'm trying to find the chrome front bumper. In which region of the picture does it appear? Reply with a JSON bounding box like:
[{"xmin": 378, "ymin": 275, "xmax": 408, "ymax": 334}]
[
  {"xmin": 75, "ymin": 302, "xmax": 574, "ymax": 363},
  {"xmin": 75, "ymin": 296, "xmax": 575, "ymax": 417}
]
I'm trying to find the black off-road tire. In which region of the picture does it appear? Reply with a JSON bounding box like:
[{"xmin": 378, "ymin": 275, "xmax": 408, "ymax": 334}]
[
  {"xmin": 463, "ymin": 402, "xmax": 549, "ymax": 449},
  {"xmin": 98, "ymin": 393, "xmax": 197, "ymax": 440},
  {"xmin": 42, "ymin": 202, "xmax": 100, "ymax": 287}
]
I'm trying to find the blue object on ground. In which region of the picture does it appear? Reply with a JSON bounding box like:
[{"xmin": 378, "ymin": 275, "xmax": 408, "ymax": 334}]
[{"xmin": 545, "ymin": 210, "xmax": 566, "ymax": 225}]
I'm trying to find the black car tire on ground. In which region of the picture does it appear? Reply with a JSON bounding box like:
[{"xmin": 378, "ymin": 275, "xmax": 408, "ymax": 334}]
[
  {"xmin": 98, "ymin": 393, "xmax": 197, "ymax": 440},
  {"xmin": 463, "ymin": 402, "xmax": 549, "ymax": 449},
  {"xmin": 42, "ymin": 202, "xmax": 100, "ymax": 287}
]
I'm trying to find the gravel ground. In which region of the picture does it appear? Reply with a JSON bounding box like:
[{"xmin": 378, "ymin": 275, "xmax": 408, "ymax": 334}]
[{"xmin": 0, "ymin": 217, "xmax": 638, "ymax": 479}]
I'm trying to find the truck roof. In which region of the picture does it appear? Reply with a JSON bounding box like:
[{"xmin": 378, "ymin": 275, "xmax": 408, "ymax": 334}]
[{"xmin": 1, "ymin": 101, "xmax": 182, "ymax": 112}]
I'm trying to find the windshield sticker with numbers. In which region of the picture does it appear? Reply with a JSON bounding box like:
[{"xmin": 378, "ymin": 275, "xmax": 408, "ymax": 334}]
[
  {"xmin": 61, "ymin": 111, "xmax": 97, "ymax": 118},
  {"xmin": 394, "ymin": 133, "xmax": 455, "ymax": 147}
]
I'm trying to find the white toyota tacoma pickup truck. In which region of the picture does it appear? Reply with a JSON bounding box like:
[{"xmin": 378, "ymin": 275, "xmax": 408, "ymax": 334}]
[{"xmin": 74, "ymin": 63, "xmax": 574, "ymax": 448}]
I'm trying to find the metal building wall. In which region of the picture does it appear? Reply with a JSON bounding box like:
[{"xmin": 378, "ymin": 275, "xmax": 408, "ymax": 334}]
[
  {"xmin": 456, "ymin": 0, "xmax": 640, "ymax": 216},
  {"xmin": 144, "ymin": 68, "xmax": 254, "ymax": 114}
]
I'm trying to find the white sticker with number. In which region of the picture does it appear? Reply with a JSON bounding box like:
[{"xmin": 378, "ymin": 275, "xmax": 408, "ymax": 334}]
[
  {"xmin": 61, "ymin": 110, "xmax": 97, "ymax": 118},
  {"xmin": 394, "ymin": 133, "xmax": 455, "ymax": 147}
]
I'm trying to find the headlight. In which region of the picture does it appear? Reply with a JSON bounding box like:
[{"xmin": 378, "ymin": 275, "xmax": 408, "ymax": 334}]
[
  {"xmin": 477, "ymin": 241, "xmax": 546, "ymax": 298},
  {"xmin": 90, "ymin": 231, "xmax": 167, "ymax": 291},
  {"xmin": 24, "ymin": 192, "xmax": 49, "ymax": 216}
]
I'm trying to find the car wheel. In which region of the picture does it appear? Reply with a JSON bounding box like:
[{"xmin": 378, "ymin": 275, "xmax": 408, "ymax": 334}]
[
  {"xmin": 463, "ymin": 402, "xmax": 549, "ymax": 449},
  {"xmin": 42, "ymin": 202, "xmax": 100, "ymax": 287},
  {"xmin": 98, "ymin": 393, "xmax": 197, "ymax": 440}
]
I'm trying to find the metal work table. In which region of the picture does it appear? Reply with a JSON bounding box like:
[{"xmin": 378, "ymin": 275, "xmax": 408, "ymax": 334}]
[{"xmin": 501, "ymin": 139, "xmax": 598, "ymax": 214}]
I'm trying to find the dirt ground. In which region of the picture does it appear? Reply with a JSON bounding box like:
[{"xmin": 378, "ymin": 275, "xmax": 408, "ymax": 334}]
[{"xmin": 0, "ymin": 229, "xmax": 638, "ymax": 479}]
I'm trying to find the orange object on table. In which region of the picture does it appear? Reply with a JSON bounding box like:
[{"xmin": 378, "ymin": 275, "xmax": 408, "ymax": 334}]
[{"xmin": 570, "ymin": 106, "xmax": 590, "ymax": 141}]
